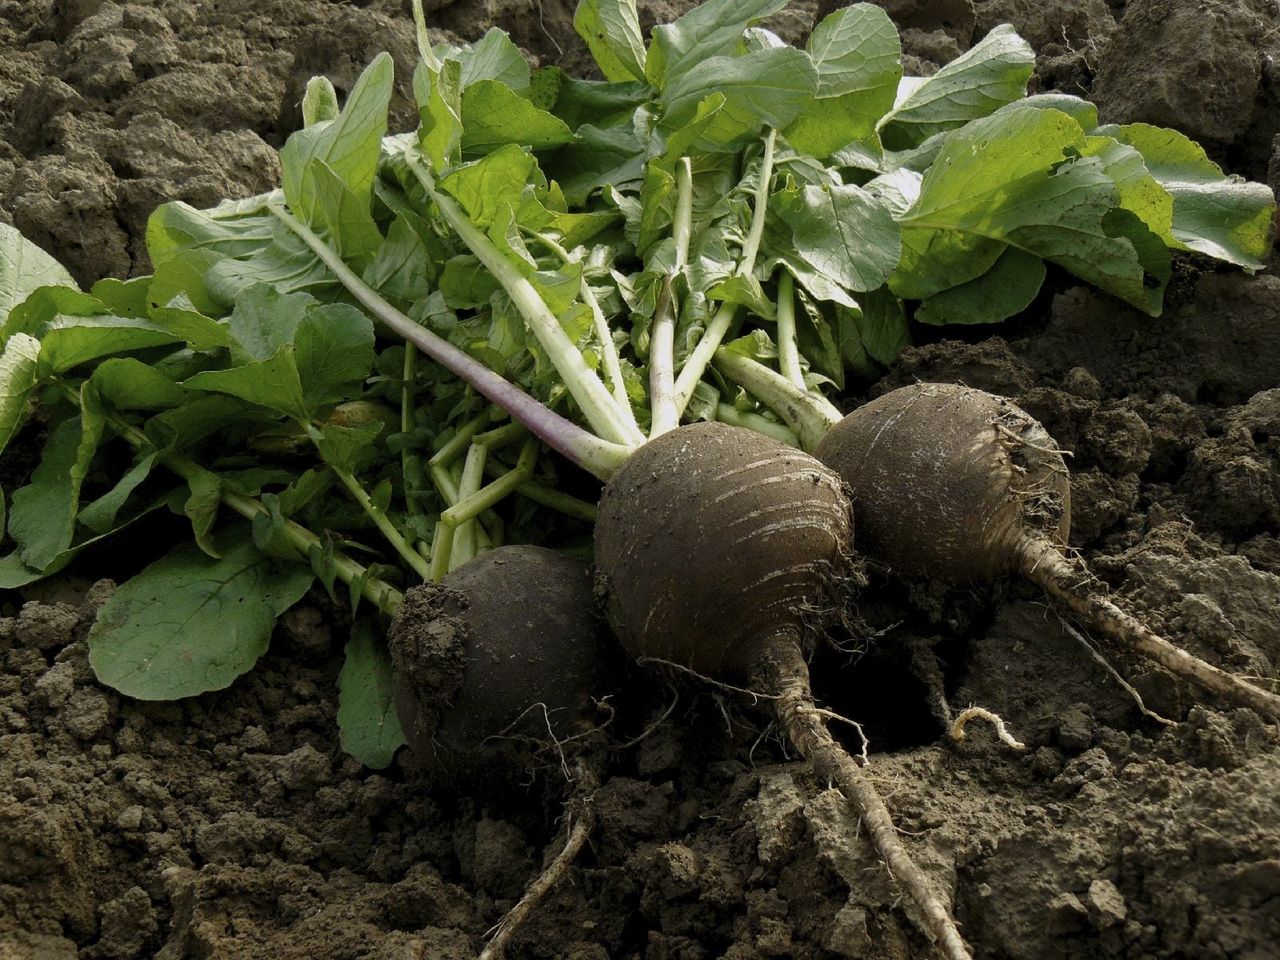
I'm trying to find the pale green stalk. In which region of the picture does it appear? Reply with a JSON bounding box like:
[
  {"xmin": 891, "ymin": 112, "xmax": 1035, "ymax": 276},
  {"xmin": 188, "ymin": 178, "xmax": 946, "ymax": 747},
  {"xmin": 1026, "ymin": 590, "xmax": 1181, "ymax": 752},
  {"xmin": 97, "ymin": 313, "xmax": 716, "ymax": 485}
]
[
  {"xmin": 449, "ymin": 442, "xmax": 488, "ymax": 570},
  {"xmin": 269, "ymin": 201, "xmax": 631, "ymax": 478},
  {"xmin": 715, "ymin": 404, "xmax": 800, "ymax": 447},
  {"xmin": 649, "ymin": 157, "xmax": 695, "ymax": 439},
  {"xmin": 403, "ymin": 150, "xmax": 645, "ymax": 449},
  {"xmin": 531, "ymin": 230, "xmax": 636, "ymax": 430},
  {"xmin": 673, "ymin": 129, "xmax": 778, "ymax": 414},
  {"xmin": 775, "ymin": 271, "xmax": 805, "ymax": 389},
  {"xmin": 329, "ymin": 462, "xmax": 431, "ymax": 581},
  {"xmin": 712, "ymin": 348, "xmax": 842, "ymax": 452}
]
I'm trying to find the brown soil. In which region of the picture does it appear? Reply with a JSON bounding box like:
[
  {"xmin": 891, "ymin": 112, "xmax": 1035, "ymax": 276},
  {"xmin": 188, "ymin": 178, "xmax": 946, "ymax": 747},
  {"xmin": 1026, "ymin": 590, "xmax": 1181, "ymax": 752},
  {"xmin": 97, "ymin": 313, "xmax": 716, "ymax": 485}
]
[{"xmin": 3, "ymin": 1, "xmax": 1279, "ymax": 958}]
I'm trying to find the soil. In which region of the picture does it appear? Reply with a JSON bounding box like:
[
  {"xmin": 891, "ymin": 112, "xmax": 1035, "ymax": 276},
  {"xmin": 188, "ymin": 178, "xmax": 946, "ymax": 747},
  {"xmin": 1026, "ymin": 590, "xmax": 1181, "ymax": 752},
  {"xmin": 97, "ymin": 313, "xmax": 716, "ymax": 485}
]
[{"xmin": 2, "ymin": 1, "xmax": 1279, "ymax": 959}]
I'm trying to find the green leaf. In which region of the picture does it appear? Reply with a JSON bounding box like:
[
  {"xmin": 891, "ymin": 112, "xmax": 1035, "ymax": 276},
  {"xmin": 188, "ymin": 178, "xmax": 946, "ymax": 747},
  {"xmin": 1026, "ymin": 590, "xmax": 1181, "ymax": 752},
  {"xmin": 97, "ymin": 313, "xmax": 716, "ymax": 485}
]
[
  {"xmin": 1081, "ymin": 134, "xmax": 1176, "ymax": 247},
  {"xmin": 280, "ymin": 52, "xmax": 393, "ymax": 226},
  {"xmin": 78, "ymin": 449, "xmax": 162, "ymax": 534},
  {"xmin": 460, "ymin": 80, "xmax": 575, "ymax": 154},
  {"xmin": 784, "ymin": 3, "xmax": 902, "ymax": 158},
  {"xmin": 181, "ymin": 466, "xmax": 222, "ymax": 558},
  {"xmin": 439, "ymin": 145, "xmax": 540, "ymax": 226},
  {"xmin": 0, "ymin": 222, "xmax": 78, "ymax": 331},
  {"xmin": 293, "ymin": 303, "xmax": 376, "ymax": 410},
  {"xmin": 338, "ymin": 619, "xmax": 407, "ymax": 768},
  {"xmin": 0, "ymin": 333, "xmax": 41, "ymax": 456},
  {"xmin": 311, "ymin": 159, "xmax": 384, "ymax": 268},
  {"xmin": 914, "ymin": 247, "xmax": 1046, "ymax": 325},
  {"xmin": 7, "ymin": 418, "xmax": 86, "ymax": 570},
  {"xmin": 37, "ymin": 316, "xmax": 181, "ymax": 374},
  {"xmin": 90, "ymin": 276, "xmax": 152, "ymax": 317},
  {"xmin": 660, "ymin": 48, "xmax": 818, "ymax": 146},
  {"xmin": 450, "ymin": 27, "xmax": 531, "ymax": 90},
  {"xmin": 772, "ymin": 181, "xmax": 901, "ymax": 295},
  {"xmin": 545, "ymin": 72, "xmax": 650, "ymax": 129},
  {"xmin": 363, "ymin": 216, "xmax": 434, "ymax": 308},
  {"xmin": 2, "ymin": 285, "xmax": 107, "ymax": 341},
  {"xmin": 302, "ymin": 75, "xmax": 340, "ymax": 126},
  {"xmin": 148, "ymin": 296, "xmax": 236, "ymax": 351},
  {"xmin": 311, "ymin": 420, "xmax": 383, "ymax": 474},
  {"xmin": 895, "ymin": 105, "xmax": 1168, "ymax": 314},
  {"xmin": 647, "ymin": 0, "xmax": 790, "ymax": 87},
  {"xmin": 185, "ymin": 353, "xmax": 306, "ymax": 419},
  {"xmin": 88, "ymin": 537, "xmax": 313, "ymax": 700},
  {"xmin": 417, "ymin": 59, "xmax": 464, "ymax": 171},
  {"xmin": 856, "ymin": 287, "xmax": 908, "ymax": 366},
  {"xmin": 1097, "ymin": 122, "xmax": 1276, "ymax": 270},
  {"xmin": 574, "ymin": 0, "xmax": 647, "ymax": 82},
  {"xmin": 88, "ymin": 357, "xmax": 187, "ymax": 410},
  {"xmin": 880, "ymin": 24, "xmax": 1034, "ymax": 151}
]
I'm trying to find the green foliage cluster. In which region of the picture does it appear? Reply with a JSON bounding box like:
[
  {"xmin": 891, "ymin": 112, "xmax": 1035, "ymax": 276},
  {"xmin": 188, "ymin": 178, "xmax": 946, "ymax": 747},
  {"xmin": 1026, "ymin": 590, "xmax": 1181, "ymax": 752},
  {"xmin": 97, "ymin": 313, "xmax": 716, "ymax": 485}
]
[{"xmin": 0, "ymin": 0, "xmax": 1272, "ymax": 765}]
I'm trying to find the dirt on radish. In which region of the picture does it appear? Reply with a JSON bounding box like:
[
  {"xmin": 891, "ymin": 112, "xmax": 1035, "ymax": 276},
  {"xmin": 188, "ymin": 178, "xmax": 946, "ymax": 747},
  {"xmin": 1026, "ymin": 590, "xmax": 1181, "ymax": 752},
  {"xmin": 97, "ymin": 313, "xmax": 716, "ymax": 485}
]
[{"xmin": 3, "ymin": 0, "xmax": 1280, "ymax": 958}]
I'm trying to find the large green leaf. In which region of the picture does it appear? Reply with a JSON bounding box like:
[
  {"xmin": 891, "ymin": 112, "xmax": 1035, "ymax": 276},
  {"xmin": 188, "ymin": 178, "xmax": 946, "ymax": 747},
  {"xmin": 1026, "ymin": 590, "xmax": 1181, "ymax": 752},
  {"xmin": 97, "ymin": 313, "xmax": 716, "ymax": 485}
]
[
  {"xmin": 784, "ymin": 3, "xmax": 901, "ymax": 158},
  {"xmin": 914, "ymin": 247, "xmax": 1046, "ymax": 325},
  {"xmin": 646, "ymin": 0, "xmax": 789, "ymax": 87},
  {"xmin": 574, "ymin": 0, "xmax": 647, "ymax": 82},
  {"xmin": 894, "ymin": 105, "xmax": 1168, "ymax": 314},
  {"xmin": 337, "ymin": 619, "xmax": 406, "ymax": 769},
  {"xmin": 280, "ymin": 52, "xmax": 394, "ymax": 226},
  {"xmin": 879, "ymin": 24, "xmax": 1034, "ymax": 151},
  {"xmin": 38, "ymin": 316, "xmax": 182, "ymax": 373},
  {"xmin": 660, "ymin": 48, "xmax": 818, "ymax": 146},
  {"xmin": 89, "ymin": 537, "xmax": 313, "ymax": 700},
  {"xmin": 0, "ymin": 333, "xmax": 40, "ymax": 456},
  {"xmin": 1097, "ymin": 122, "xmax": 1276, "ymax": 270},
  {"xmin": 460, "ymin": 80, "xmax": 575, "ymax": 154},
  {"xmin": 7, "ymin": 418, "xmax": 88, "ymax": 570},
  {"xmin": 771, "ymin": 181, "xmax": 901, "ymax": 298},
  {"xmin": 185, "ymin": 287, "xmax": 373, "ymax": 418},
  {"xmin": 0, "ymin": 223, "xmax": 77, "ymax": 332}
]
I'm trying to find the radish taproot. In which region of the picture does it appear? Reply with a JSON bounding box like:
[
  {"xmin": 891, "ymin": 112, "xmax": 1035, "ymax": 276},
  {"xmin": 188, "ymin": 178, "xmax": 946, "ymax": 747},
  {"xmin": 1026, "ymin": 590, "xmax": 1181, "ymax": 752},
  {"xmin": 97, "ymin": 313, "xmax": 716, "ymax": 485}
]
[
  {"xmin": 594, "ymin": 420, "xmax": 975, "ymax": 960},
  {"xmin": 813, "ymin": 382, "xmax": 1280, "ymax": 718},
  {"xmin": 390, "ymin": 545, "xmax": 613, "ymax": 959}
]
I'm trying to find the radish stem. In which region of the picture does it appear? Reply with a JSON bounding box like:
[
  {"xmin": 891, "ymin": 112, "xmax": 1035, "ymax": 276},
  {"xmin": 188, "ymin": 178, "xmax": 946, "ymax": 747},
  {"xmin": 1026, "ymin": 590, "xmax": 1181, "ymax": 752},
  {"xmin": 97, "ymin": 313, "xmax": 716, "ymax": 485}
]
[
  {"xmin": 269, "ymin": 201, "xmax": 630, "ymax": 479},
  {"xmin": 712, "ymin": 348, "xmax": 841, "ymax": 451},
  {"xmin": 530, "ymin": 230, "xmax": 636, "ymax": 432},
  {"xmin": 649, "ymin": 157, "xmax": 694, "ymax": 439},
  {"xmin": 775, "ymin": 272, "xmax": 804, "ymax": 390},
  {"xmin": 673, "ymin": 129, "xmax": 778, "ymax": 414},
  {"xmin": 403, "ymin": 150, "xmax": 645, "ymax": 449},
  {"xmin": 328, "ymin": 461, "xmax": 431, "ymax": 581}
]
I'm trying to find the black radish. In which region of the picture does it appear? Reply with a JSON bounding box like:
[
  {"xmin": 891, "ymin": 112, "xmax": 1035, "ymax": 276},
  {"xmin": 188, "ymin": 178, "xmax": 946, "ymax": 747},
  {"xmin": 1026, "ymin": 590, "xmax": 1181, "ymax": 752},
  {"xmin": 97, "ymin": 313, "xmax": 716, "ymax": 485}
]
[
  {"xmin": 389, "ymin": 545, "xmax": 613, "ymax": 959},
  {"xmin": 594, "ymin": 421, "xmax": 975, "ymax": 960},
  {"xmin": 815, "ymin": 382, "xmax": 1280, "ymax": 718}
]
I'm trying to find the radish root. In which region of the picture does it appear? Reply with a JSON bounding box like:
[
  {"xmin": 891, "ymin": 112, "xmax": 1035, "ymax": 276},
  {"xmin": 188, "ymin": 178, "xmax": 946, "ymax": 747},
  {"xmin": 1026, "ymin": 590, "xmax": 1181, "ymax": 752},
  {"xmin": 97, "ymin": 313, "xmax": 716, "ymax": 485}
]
[
  {"xmin": 950, "ymin": 707, "xmax": 1025, "ymax": 750},
  {"xmin": 1019, "ymin": 537, "xmax": 1280, "ymax": 719},
  {"xmin": 753, "ymin": 639, "xmax": 974, "ymax": 960},
  {"xmin": 479, "ymin": 762, "xmax": 598, "ymax": 960}
]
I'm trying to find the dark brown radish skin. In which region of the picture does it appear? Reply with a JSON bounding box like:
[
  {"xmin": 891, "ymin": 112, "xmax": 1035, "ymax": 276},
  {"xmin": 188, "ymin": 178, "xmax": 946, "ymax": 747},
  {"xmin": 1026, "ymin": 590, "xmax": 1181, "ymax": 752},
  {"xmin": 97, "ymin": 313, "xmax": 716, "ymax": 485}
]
[
  {"xmin": 817, "ymin": 382, "xmax": 1280, "ymax": 718},
  {"xmin": 389, "ymin": 545, "xmax": 611, "ymax": 786},
  {"xmin": 595, "ymin": 421, "xmax": 974, "ymax": 960},
  {"xmin": 390, "ymin": 545, "xmax": 610, "ymax": 960}
]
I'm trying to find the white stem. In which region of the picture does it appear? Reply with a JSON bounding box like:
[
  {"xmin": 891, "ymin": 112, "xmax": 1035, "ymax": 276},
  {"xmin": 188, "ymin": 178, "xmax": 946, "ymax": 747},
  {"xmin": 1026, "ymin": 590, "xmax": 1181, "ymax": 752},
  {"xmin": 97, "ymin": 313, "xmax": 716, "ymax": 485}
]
[
  {"xmin": 713, "ymin": 348, "xmax": 842, "ymax": 452},
  {"xmin": 672, "ymin": 128, "xmax": 778, "ymax": 415},
  {"xmin": 269, "ymin": 202, "xmax": 631, "ymax": 479},
  {"xmin": 405, "ymin": 151, "xmax": 645, "ymax": 449},
  {"xmin": 776, "ymin": 271, "xmax": 805, "ymax": 389}
]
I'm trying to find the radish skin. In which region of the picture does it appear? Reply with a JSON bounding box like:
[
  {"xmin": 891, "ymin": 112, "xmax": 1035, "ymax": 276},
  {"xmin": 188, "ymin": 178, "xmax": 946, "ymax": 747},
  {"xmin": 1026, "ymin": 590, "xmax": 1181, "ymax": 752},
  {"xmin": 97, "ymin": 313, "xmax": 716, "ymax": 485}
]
[
  {"xmin": 594, "ymin": 421, "xmax": 975, "ymax": 960},
  {"xmin": 815, "ymin": 382, "xmax": 1280, "ymax": 719}
]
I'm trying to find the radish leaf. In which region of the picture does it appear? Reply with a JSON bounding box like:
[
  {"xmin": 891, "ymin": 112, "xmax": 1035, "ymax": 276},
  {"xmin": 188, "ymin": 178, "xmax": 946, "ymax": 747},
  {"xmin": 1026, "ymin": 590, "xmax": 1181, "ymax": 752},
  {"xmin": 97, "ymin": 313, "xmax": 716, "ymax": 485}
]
[{"xmin": 89, "ymin": 536, "xmax": 313, "ymax": 700}]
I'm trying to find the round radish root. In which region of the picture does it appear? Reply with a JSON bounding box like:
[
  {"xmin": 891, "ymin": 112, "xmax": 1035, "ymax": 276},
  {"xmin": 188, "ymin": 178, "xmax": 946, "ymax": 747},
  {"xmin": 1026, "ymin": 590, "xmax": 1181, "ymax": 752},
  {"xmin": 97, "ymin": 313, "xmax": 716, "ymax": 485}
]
[
  {"xmin": 595, "ymin": 420, "xmax": 854, "ymax": 676},
  {"xmin": 389, "ymin": 545, "xmax": 611, "ymax": 785},
  {"xmin": 817, "ymin": 382, "xmax": 1280, "ymax": 719},
  {"xmin": 816, "ymin": 382, "xmax": 1070, "ymax": 583},
  {"xmin": 595, "ymin": 421, "xmax": 974, "ymax": 960}
]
